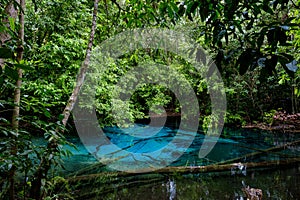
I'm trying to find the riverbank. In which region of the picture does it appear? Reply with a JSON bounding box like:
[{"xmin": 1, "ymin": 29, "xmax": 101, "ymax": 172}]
[{"xmin": 243, "ymin": 112, "xmax": 300, "ymax": 133}]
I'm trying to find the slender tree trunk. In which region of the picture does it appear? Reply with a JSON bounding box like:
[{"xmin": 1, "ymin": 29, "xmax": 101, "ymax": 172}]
[
  {"xmin": 29, "ymin": 1, "xmax": 99, "ymax": 199},
  {"xmin": 7, "ymin": 0, "xmax": 25, "ymax": 199},
  {"xmin": 11, "ymin": 0, "xmax": 25, "ymax": 130},
  {"xmin": 61, "ymin": 0, "xmax": 99, "ymax": 127}
]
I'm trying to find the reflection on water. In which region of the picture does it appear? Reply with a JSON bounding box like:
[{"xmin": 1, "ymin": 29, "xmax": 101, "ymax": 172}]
[
  {"xmin": 96, "ymin": 165, "xmax": 300, "ymax": 199},
  {"xmin": 166, "ymin": 179, "xmax": 176, "ymax": 200},
  {"xmin": 41, "ymin": 119, "xmax": 300, "ymax": 199}
]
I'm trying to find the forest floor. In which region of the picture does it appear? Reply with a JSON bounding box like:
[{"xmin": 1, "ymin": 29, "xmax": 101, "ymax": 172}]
[{"xmin": 244, "ymin": 111, "xmax": 300, "ymax": 133}]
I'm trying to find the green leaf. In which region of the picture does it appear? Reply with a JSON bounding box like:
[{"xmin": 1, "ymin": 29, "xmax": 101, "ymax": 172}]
[
  {"xmin": 252, "ymin": 4, "xmax": 261, "ymax": 17},
  {"xmin": 295, "ymin": 87, "xmax": 300, "ymax": 97},
  {"xmin": 284, "ymin": 17, "xmax": 296, "ymax": 24},
  {"xmin": 167, "ymin": 6, "xmax": 174, "ymax": 19},
  {"xmin": 272, "ymin": 0, "xmax": 279, "ymax": 9},
  {"xmin": 15, "ymin": 64, "xmax": 33, "ymax": 71},
  {"xmin": 58, "ymin": 114, "xmax": 64, "ymax": 121},
  {"xmin": 169, "ymin": 2, "xmax": 178, "ymax": 13},
  {"xmin": 8, "ymin": 17, "xmax": 15, "ymax": 31},
  {"xmin": 0, "ymin": 48, "xmax": 13, "ymax": 59},
  {"xmin": 42, "ymin": 108, "xmax": 51, "ymax": 118},
  {"xmin": 278, "ymin": 53, "xmax": 294, "ymax": 61},
  {"xmin": 278, "ymin": 55, "xmax": 296, "ymax": 77},
  {"xmin": 186, "ymin": 1, "xmax": 199, "ymax": 21},
  {"xmin": 0, "ymin": 25, "xmax": 5, "ymax": 33},
  {"xmin": 4, "ymin": 65, "xmax": 19, "ymax": 80},
  {"xmin": 262, "ymin": 3, "xmax": 274, "ymax": 14},
  {"xmin": 233, "ymin": 20, "xmax": 244, "ymax": 34}
]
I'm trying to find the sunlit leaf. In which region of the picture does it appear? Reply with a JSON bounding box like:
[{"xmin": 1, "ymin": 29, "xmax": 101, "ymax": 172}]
[{"xmin": 8, "ymin": 17, "xmax": 15, "ymax": 31}]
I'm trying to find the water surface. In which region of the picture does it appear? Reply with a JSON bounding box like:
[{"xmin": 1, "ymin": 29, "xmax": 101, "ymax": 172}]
[{"xmin": 44, "ymin": 122, "xmax": 300, "ymax": 199}]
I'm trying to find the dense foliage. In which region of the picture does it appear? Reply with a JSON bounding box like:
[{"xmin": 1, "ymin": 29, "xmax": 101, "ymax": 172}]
[
  {"xmin": 0, "ymin": 0, "xmax": 299, "ymax": 199},
  {"xmin": 2, "ymin": 0, "xmax": 299, "ymax": 127}
]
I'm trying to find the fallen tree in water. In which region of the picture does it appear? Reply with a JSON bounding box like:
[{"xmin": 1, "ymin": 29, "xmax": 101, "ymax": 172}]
[
  {"xmin": 65, "ymin": 138, "xmax": 300, "ymax": 199},
  {"xmin": 66, "ymin": 158, "xmax": 300, "ymax": 199},
  {"xmin": 67, "ymin": 157, "xmax": 300, "ymax": 182}
]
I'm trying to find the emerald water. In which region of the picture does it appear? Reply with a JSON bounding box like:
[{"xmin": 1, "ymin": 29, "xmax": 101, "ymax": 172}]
[{"xmin": 41, "ymin": 119, "xmax": 300, "ymax": 199}]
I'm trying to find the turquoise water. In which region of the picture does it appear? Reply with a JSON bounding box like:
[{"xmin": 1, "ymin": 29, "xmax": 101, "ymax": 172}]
[
  {"xmin": 45, "ymin": 122, "xmax": 300, "ymax": 199},
  {"xmin": 59, "ymin": 124, "xmax": 300, "ymax": 173}
]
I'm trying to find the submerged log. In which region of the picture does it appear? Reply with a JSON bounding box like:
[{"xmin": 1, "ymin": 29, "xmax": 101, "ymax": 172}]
[
  {"xmin": 67, "ymin": 157, "xmax": 300, "ymax": 182},
  {"xmin": 154, "ymin": 157, "xmax": 300, "ymax": 174},
  {"xmin": 67, "ymin": 158, "xmax": 300, "ymax": 199}
]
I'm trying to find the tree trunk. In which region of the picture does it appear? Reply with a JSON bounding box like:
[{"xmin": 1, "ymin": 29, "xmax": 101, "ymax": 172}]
[
  {"xmin": 61, "ymin": 0, "xmax": 99, "ymax": 127},
  {"xmin": 29, "ymin": 0, "xmax": 99, "ymax": 199},
  {"xmin": 5, "ymin": 0, "xmax": 24, "ymax": 199}
]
